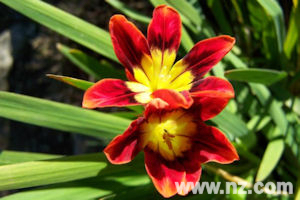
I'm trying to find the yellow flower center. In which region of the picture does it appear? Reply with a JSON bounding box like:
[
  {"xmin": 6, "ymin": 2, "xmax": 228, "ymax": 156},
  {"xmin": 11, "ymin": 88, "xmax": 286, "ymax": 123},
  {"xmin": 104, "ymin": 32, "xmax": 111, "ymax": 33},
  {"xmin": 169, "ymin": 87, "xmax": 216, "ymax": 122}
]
[
  {"xmin": 126, "ymin": 50, "xmax": 195, "ymax": 104},
  {"xmin": 140, "ymin": 110, "xmax": 197, "ymax": 161}
]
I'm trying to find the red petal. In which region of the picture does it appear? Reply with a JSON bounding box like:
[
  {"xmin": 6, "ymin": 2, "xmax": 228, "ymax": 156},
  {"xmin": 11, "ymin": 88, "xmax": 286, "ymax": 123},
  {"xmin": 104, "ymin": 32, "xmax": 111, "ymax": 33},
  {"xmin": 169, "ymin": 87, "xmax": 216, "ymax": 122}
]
[
  {"xmin": 104, "ymin": 118, "xmax": 144, "ymax": 164},
  {"xmin": 152, "ymin": 89, "xmax": 193, "ymax": 109},
  {"xmin": 190, "ymin": 76, "xmax": 235, "ymax": 121},
  {"xmin": 144, "ymin": 148, "xmax": 185, "ymax": 198},
  {"xmin": 82, "ymin": 79, "xmax": 140, "ymax": 108},
  {"xmin": 125, "ymin": 68, "xmax": 136, "ymax": 82},
  {"xmin": 193, "ymin": 123, "xmax": 239, "ymax": 164},
  {"xmin": 148, "ymin": 5, "xmax": 181, "ymax": 52},
  {"xmin": 109, "ymin": 15, "xmax": 150, "ymax": 73},
  {"xmin": 179, "ymin": 157, "xmax": 202, "ymax": 196},
  {"xmin": 182, "ymin": 35, "xmax": 235, "ymax": 79}
]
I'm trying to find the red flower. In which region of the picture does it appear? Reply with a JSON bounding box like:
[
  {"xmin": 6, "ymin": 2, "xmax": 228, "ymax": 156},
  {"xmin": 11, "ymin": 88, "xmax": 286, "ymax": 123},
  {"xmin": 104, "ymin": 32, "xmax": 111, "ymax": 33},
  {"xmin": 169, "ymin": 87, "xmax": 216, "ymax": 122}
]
[
  {"xmin": 82, "ymin": 5, "xmax": 235, "ymax": 120},
  {"xmin": 104, "ymin": 99, "xmax": 239, "ymax": 198}
]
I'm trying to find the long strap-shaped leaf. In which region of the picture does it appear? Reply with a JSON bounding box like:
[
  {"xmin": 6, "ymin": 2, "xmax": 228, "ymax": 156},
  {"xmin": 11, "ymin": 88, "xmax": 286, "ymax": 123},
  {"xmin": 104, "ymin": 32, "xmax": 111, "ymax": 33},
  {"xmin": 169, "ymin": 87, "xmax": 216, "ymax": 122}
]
[
  {"xmin": 0, "ymin": 153, "xmax": 145, "ymax": 191},
  {"xmin": 0, "ymin": 91, "xmax": 130, "ymax": 139},
  {"xmin": 0, "ymin": 171, "xmax": 150, "ymax": 200},
  {"xmin": 0, "ymin": 0, "xmax": 117, "ymax": 62}
]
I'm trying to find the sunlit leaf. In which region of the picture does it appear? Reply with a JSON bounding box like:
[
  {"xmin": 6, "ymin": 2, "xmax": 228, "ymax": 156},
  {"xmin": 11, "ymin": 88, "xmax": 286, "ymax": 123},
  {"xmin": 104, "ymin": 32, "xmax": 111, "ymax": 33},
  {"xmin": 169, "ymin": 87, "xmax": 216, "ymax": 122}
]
[
  {"xmin": 47, "ymin": 74, "xmax": 94, "ymax": 90},
  {"xmin": 257, "ymin": 0, "xmax": 285, "ymax": 53},
  {"xmin": 0, "ymin": 151, "xmax": 61, "ymax": 165},
  {"xmin": 250, "ymin": 83, "xmax": 288, "ymax": 136},
  {"xmin": 225, "ymin": 68, "xmax": 287, "ymax": 85},
  {"xmin": 106, "ymin": 0, "xmax": 151, "ymax": 24},
  {"xmin": 211, "ymin": 109, "xmax": 249, "ymax": 140},
  {"xmin": 0, "ymin": 153, "xmax": 145, "ymax": 191},
  {"xmin": 256, "ymin": 139, "xmax": 285, "ymax": 182},
  {"xmin": 1, "ymin": 173, "xmax": 149, "ymax": 200},
  {"xmin": 0, "ymin": 92, "xmax": 130, "ymax": 139}
]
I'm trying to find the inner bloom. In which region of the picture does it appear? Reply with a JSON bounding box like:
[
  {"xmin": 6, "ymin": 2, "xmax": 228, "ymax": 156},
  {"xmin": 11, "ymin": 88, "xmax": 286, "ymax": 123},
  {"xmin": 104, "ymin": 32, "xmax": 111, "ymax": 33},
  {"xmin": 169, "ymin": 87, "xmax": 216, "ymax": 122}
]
[
  {"xmin": 126, "ymin": 51, "xmax": 194, "ymax": 104},
  {"xmin": 139, "ymin": 109, "xmax": 197, "ymax": 161}
]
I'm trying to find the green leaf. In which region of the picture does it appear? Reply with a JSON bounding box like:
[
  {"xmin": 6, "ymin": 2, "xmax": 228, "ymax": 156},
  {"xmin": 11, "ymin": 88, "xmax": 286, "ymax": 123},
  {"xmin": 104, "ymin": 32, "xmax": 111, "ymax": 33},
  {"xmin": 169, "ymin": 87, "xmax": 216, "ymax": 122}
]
[
  {"xmin": 165, "ymin": 0, "xmax": 202, "ymax": 28},
  {"xmin": 47, "ymin": 74, "xmax": 94, "ymax": 90},
  {"xmin": 57, "ymin": 43, "xmax": 124, "ymax": 80},
  {"xmin": 225, "ymin": 68, "xmax": 287, "ymax": 85},
  {"xmin": 1, "ymin": 172, "xmax": 150, "ymax": 200},
  {"xmin": 257, "ymin": 0, "xmax": 285, "ymax": 53},
  {"xmin": 0, "ymin": 151, "xmax": 61, "ymax": 165},
  {"xmin": 207, "ymin": 0, "xmax": 232, "ymax": 34},
  {"xmin": 256, "ymin": 139, "xmax": 285, "ymax": 182},
  {"xmin": 111, "ymin": 111, "xmax": 139, "ymax": 120},
  {"xmin": 296, "ymin": 174, "xmax": 300, "ymax": 200},
  {"xmin": 106, "ymin": 0, "xmax": 151, "ymax": 24},
  {"xmin": 0, "ymin": 0, "xmax": 117, "ymax": 62},
  {"xmin": 0, "ymin": 91, "xmax": 130, "ymax": 139},
  {"xmin": 211, "ymin": 109, "xmax": 249, "ymax": 140},
  {"xmin": 250, "ymin": 83, "xmax": 288, "ymax": 136},
  {"xmin": 0, "ymin": 153, "xmax": 144, "ymax": 191},
  {"xmin": 247, "ymin": 115, "xmax": 271, "ymax": 132},
  {"xmin": 284, "ymin": 2, "xmax": 300, "ymax": 59}
]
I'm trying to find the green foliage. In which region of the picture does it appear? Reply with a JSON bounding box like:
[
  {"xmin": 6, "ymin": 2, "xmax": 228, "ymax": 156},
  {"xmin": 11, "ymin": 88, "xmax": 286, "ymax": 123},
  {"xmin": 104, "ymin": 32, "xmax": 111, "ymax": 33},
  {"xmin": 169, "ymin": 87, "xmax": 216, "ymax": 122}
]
[
  {"xmin": 0, "ymin": 92, "xmax": 130, "ymax": 139},
  {"xmin": 256, "ymin": 139, "xmax": 285, "ymax": 182},
  {"xmin": 56, "ymin": 43, "xmax": 125, "ymax": 80},
  {"xmin": 47, "ymin": 74, "xmax": 94, "ymax": 90},
  {"xmin": 225, "ymin": 68, "xmax": 287, "ymax": 85},
  {"xmin": 0, "ymin": 0, "xmax": 299, "ymax": 199}
]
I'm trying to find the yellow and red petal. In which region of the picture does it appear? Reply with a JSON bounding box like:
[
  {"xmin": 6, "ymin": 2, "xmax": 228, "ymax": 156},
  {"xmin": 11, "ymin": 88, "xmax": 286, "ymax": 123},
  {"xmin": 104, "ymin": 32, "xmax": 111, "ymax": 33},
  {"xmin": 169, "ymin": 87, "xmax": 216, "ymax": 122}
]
[
  {"xmin": 192, "ymin": 123, "xmax": 239, "ymax": 164},
  {"xmin": 172, "ymin": 36, "xmax": 235, "ymax": 81},
  {"xmin": 147, "ymin": 5, "xmax": 181, "ymax": 53},
  {"xmin": 104, "ymin": 118, "xmax": 144, "ymax": 164},
  {"xmin": 147, "ymin": 5, "xmax": 181, "ymax": 89},
  {"xmin": 82, "ymin": 79, "xmax": 141, "ymax": 108},
  {"xmin": 152, "ymin": 89, "xmax": 193, "ymax": 109},
  {"xmin": 144, "ymin": 148, "xmax": 185, "ymax": 198},
  {"xmin": 109, "ymin": 15, "xmax": 151, "ymax": 74},
  {"xmin": 190, "ymin": 76, "xmax": 235, "ymax": 121}
]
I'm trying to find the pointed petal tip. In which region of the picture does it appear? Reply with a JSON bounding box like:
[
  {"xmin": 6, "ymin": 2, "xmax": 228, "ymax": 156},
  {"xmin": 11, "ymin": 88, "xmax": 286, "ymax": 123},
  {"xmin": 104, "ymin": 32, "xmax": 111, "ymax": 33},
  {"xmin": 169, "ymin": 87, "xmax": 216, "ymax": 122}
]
[
  {"xmin": 109, "ymin": 13, "xmax": 150, "ymax": 71},
  {"xmin": 221, "ymin": 35, "xmax": 236, "ymax": 43},
  {"xmin": 103, "ymin": 149, "xmax": 131, "ymax": 165},
  {"xmin": 104, "ymin": 119, "xmax": 143, "ymax": 165}
]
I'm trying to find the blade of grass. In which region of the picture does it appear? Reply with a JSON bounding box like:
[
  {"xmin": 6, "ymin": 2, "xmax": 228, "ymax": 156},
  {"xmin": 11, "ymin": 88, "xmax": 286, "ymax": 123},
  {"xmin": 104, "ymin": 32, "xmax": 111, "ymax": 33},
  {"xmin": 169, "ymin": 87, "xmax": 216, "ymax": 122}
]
[
  {"xmin": 256, "ymin": 139, "xmax": 285, "ymax": 182},
  {"xmin": 0, "ymin": 153, "xmax": 144, "ymax": 191},
  {"xmin": 0, "ymin": 171, "xmax": 150, "ymax": 200},
  {"xmin": 284, "ymin": 2, "xmax": 300, "ymax": 59},
  {"xmin": 211, "ymin": 109, "xmax": 249, "ymax": 140},
  {"xmin": 0, "ymin": 91, "xmax": 130, "ymax": 139},
  {"xmin": 105, "ymin": 0, "xmax": 151, "ymax": 24},
  {"xmin": 0, "ymin": 151, "xmax": 61, "ymax": 165},
  {"xmin": 257, "ymin": 0, "xmax": 285, "ymax": 53},
  {"xmin": 47, "ymin": 74, "xmax": 94, "ymax": 90},
  {"xmin": 250, "ymin": 84, "xmax": 288, "ymax": 136},
  {"xmin": 225, "ymin": 68, "xmax": 287, "ymax": 85},
  {"xmin": 166, "ymin": 0, "xmax": 202, "ymax": 28}
]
